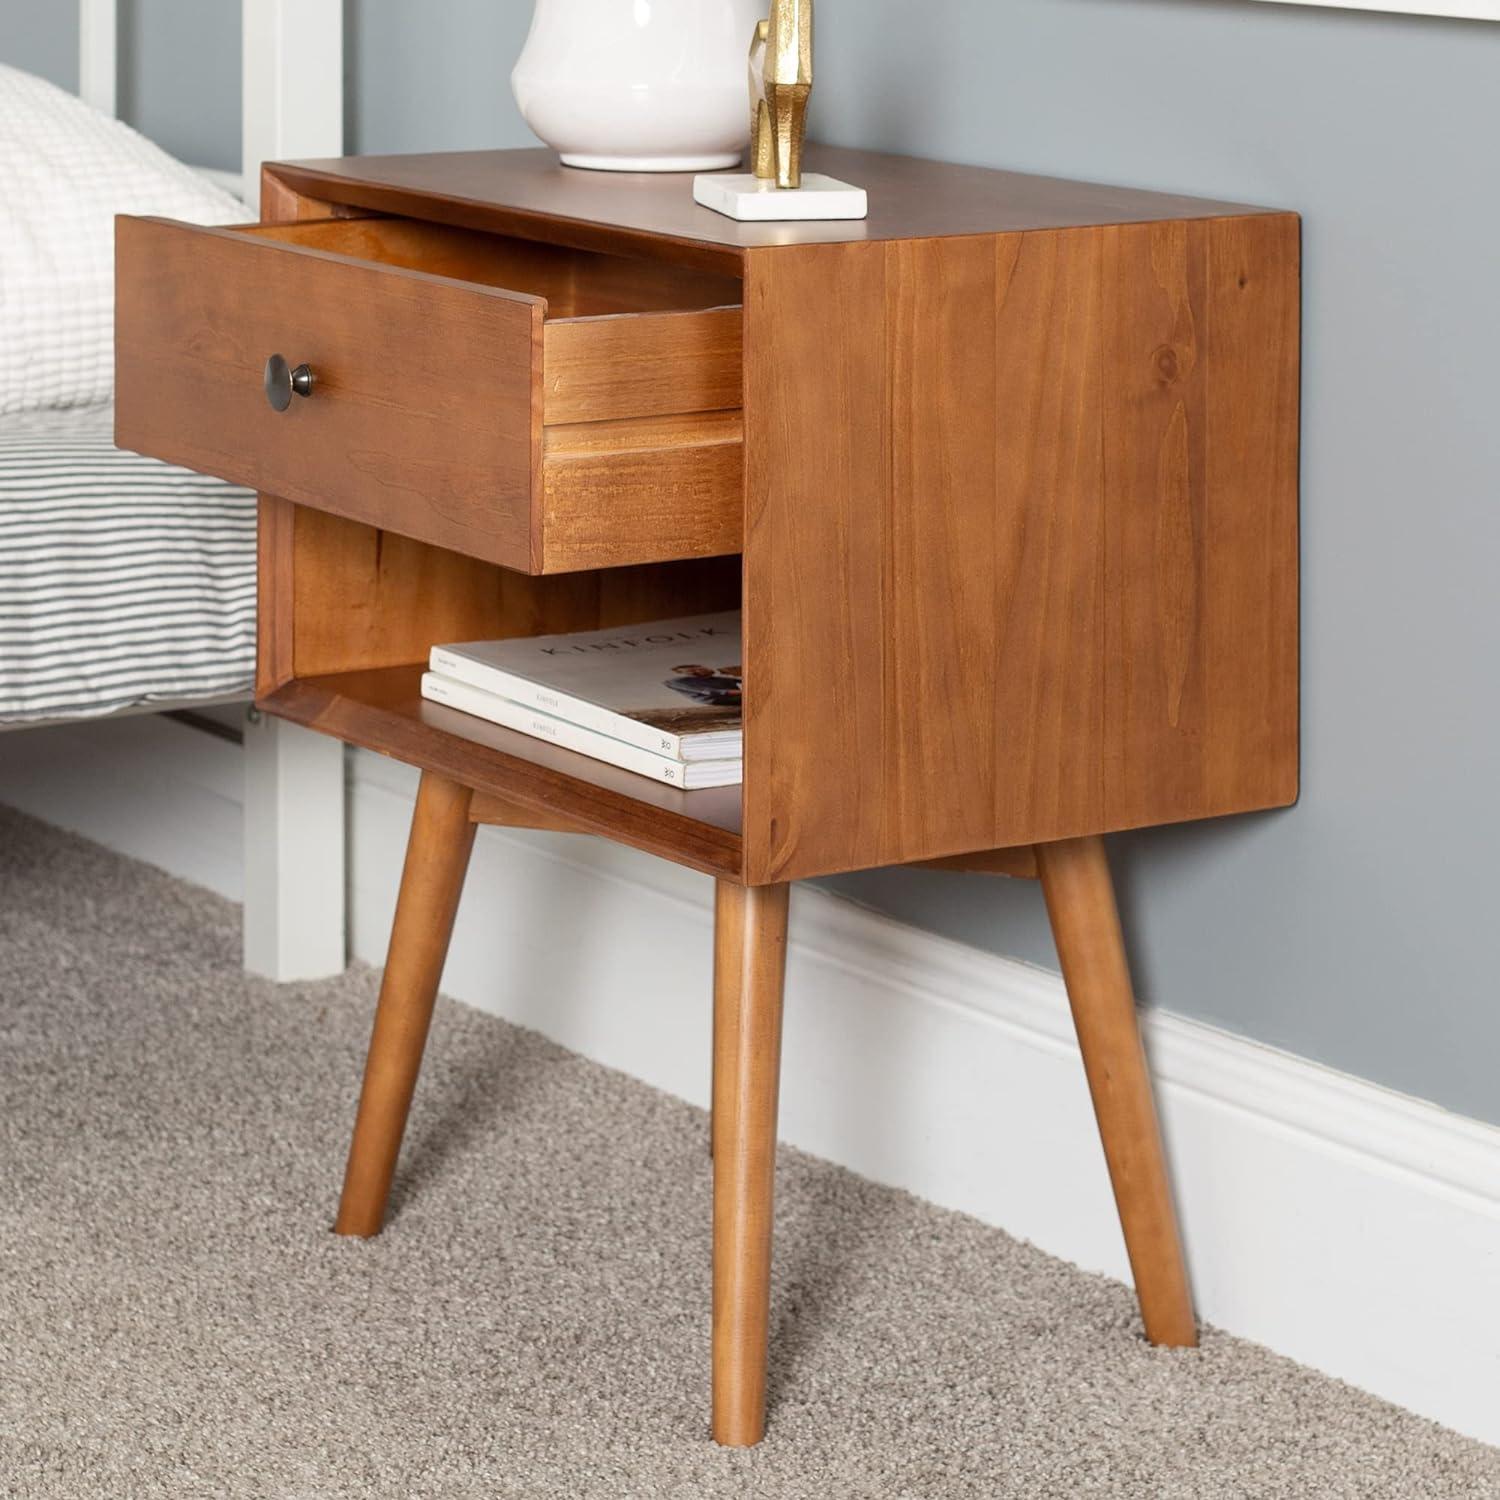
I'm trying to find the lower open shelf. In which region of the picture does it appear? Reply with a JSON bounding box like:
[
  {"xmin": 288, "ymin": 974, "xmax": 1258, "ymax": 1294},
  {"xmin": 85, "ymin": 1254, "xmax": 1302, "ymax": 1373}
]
[{"xmin": 261, "ymin": 665, "xmax": 743, "ymax": 879}]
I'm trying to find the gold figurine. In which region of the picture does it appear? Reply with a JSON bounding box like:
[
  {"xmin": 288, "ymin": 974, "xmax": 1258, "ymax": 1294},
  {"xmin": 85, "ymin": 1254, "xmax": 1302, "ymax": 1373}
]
[
  {"xmin": 694, "ymin": 0, "xmax": 863, "ymax": 222},
  {"xmin": 749, "ymin": 0, "xmax": 812, "ymax": 191}
]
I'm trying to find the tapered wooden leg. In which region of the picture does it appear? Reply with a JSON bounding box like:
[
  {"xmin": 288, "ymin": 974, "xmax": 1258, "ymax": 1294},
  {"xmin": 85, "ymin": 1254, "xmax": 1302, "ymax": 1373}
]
[
  {"xmin": 1035, "ymin": 836, "xmax": 1197, "ymax": 1348},
  {"xmin": 711, "ymin": 879, "xmax": 790, "ymax": 1447},
  {"xmin": 334, "ymin": 772, "xmax": 476, "ymax": 1238},
  {"xmin": 709, "ymin": 881, "xmax": 737, "ymax": 1160}
]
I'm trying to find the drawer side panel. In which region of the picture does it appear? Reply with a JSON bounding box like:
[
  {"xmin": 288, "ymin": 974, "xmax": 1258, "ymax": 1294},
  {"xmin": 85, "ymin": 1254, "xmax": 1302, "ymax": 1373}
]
[{"xmin": 543, "ymin": 307, "xmax": 742, "ymax": 424}]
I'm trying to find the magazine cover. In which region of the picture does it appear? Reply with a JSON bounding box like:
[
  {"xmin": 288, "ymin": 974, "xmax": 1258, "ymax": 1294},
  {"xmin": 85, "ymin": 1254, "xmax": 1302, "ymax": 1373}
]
[{"xmin": 431, "ymin": 612, "xmax": 742, "ymax": 757}]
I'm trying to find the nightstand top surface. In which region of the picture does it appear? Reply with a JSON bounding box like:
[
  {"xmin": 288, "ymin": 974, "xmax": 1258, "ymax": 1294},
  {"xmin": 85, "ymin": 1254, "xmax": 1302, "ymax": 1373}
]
[{"xmin": 270, "ymin": 145, "xmax": 1285, "ymax": 267}]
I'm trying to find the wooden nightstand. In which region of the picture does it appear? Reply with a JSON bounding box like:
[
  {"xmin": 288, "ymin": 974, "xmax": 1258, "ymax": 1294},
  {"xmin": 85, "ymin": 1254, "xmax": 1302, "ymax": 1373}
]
[{"xmin": 115, "ymin": 146, "xmax": 1299, "ymax": 1447}]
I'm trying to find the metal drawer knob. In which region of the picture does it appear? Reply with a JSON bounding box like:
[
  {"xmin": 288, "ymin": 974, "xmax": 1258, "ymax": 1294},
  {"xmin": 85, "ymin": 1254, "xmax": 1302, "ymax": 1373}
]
[{"xmin": 264, "ymin": 354, "xmax": 315, "ymax": 412}]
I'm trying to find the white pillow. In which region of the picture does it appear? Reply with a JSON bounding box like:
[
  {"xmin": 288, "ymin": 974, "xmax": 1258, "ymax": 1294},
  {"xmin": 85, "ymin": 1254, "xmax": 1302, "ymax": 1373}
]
[{"xmin": 0, "ymin": 64, "xmax": 246, "ymax": 416}]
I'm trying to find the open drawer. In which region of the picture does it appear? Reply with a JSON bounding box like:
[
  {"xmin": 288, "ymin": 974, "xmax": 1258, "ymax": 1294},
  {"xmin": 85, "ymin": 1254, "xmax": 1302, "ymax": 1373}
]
[{"xmin": 114, "ymin": 215, "xmax": 744, "ymax": 573}]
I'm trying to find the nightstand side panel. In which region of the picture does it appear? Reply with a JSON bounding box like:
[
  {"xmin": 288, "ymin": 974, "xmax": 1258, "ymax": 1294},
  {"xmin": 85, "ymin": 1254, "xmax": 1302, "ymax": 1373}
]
[{"xmin": 742, "ymin": 216, "xmax": 1299, "ymax": 885}]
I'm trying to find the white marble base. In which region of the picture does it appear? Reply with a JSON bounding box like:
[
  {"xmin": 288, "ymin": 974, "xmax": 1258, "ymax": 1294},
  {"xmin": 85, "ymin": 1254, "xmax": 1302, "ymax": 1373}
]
[{"xmin": 692, "ymin": 171, "xmax": 868, "ymax": 222}]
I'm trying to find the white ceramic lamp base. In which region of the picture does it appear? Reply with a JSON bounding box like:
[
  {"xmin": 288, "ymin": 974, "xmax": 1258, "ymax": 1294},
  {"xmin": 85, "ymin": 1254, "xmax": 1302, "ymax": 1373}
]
[
  {"xmin": 692, "ymin": 171, "xmax": 868, "ymax": 222},
  {"xmin": 563, "ymin": 151, "xmax": 744, "ymax": 172}
]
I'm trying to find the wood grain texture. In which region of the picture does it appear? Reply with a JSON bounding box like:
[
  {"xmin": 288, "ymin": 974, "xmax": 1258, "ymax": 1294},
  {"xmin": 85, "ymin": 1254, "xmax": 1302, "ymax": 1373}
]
[
  {"xmin": 289, "ymin": 508, "xmax": 523, "ymax": 678},
  {"xmin": 468, "ymin": 789, "xmax": 594, "ymax": 833},
  {"xmin": 711, "ymin": 880, "xmax": 790, "ymax": 1446},
  {"xmin": 209, "ymin": 155, "xmax": 1308, "ymax": 1448},
  {"xmin": 258, "ymin": 167, "xmax": 348, "ymax": 224},
  {"xmin": 115, "ymin": 215, "xmax": 543, "ymax": 569},
  {"xmin": 541, "ymin": 411, "xmax": 743, "ymax": 571},
  {"xmin": 281, "ymin": 509, "xmax": 741, "ymax": 678},
  {"xmin": 261, "ymin": 667, "xmax": 742, "ymax": 878},
  {"xmin": 250, "ymin": 188, "xmax": 328, "ymax": 702},
  {"xmin": 543, "ymin": 308, "xmax": 742, "ymax": 424},
  {"xmin": 119, "ymin": 216, "xmax": 743, "ymax": 576},
  {"xmin": 1035, "ymin": 836, "xmax": 1197, "ymax": 1347},
  {"xmin": 248, "ymin": 214, "xmax": 572, "ymax": 291},
  {"xmin": 1100, "ymin": 215, "xmax": 1301, "ymax": 826},
  {"xmin": 741, "ymin": 216, "xmax": 1299, "ymax": 884},
  {"xmin": 335, "ymin": 771, "xmax": 476, "ymax": 1238},
  {"xmin": 246, "ymin": 215, "xmax": 741, "ymax": 316},
  {"xmin": 255, "ymin": 494, "xmax": 295, "ymax": 698},
  {"xmin": 906, "ymin": 847, "xmax": 1039, "ymax": 879},
  {"xmin": 542, "ymin": 409, "xmax": 744, "ymax": 458},
  {"xmin": 265, "ymin": 147, "xmax": 1284, "ymax": 276},
  {"xmin": 709, "ymin": 880, "xmax": 732, "ymax": 1162}
]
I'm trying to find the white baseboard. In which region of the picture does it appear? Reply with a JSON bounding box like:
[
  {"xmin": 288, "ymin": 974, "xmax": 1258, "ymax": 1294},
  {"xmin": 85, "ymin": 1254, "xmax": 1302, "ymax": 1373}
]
[
  {"xmin": 3, "ymin": 727, "xmax": 1496, "ymax": 1446},
  {"xmin": 0, "ymin": 711, "xmax": 244, "ymax": 900}
]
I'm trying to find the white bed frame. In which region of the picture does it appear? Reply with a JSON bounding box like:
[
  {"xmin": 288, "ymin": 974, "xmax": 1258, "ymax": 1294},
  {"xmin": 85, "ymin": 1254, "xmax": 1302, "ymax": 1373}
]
[{"xmin": 78, "ymin": 0, "xmax": 349, "ymax": 981}]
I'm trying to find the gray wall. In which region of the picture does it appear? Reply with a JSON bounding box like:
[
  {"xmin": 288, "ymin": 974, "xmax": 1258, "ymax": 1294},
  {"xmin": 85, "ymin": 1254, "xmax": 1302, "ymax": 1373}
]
[
  {"xmin": 0, "ymin": 1, "xmax": 239, "ymax": 170},
  {"xmin": 5, "ymin": 1, "xmax": 1498, "ymax": 1126},
  {"xmin": 117, "ymin": 0, "xmax": 239, "ymax": 173},
  {"xmin": 810, "ymin": 0, "xmax": 1500, "ymax": 1131},
  {"xmin": 0, "ymin": 4, "xmax": 78, "ymax": 92},
  {"xmin": 346, "ymin": 1, "xmax": 532, "ymax": 155}
]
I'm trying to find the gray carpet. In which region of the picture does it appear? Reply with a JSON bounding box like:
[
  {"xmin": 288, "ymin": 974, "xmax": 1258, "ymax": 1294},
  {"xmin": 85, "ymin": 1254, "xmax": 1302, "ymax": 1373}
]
[{"xmin": 1, "ymin": 806, "xmax": 1495, "ymax": 1499}]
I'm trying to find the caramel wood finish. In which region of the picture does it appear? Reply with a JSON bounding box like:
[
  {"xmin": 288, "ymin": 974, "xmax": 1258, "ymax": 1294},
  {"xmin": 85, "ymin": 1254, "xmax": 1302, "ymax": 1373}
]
[
  {"xmin": 908, "ymin": 847, "xmax": 1039, "ymax": 879},
  {"xmin": 711, "ymin": 880, "xmax": 790, "ymax": 1446},
  {"xmin": 266, "ymin": 148, "xmax": 1281, "ymax": 276},
  {"xmin": 289, "ymin": 508, "xmax": 529, "ymax": 679},
  {"xmin": 249, "ymin": 214, "xmax": 576, "ymax": 292},
  {"xmin": 542, "ymin": 412, "xmax": 743, "ymax": 570},
  {"xmin": 252, "ymin": 180, "xmax": 344, "ymax": 701},
  {"xmin": 278, "ymin": 508, "xmax": 741, "ymax": 679},
  {"xmin": 1036, "ymin": 836, "xmax": 1197, "ymax": 1347},
  {"xmin": 543, "ymin": 308, "xmax": 742, "ymax": 425},
  {"xmin": 543, "ymin": 409, "xmax": 743, "ymax": 456},
  {"xmin": 247, "ymin": 216, "xmax": 741, "ymax": 317},
  {"xmin": 255, "ymin": 494, "xmax": 296, "ymax": 698},
  {"xmin": 116, "ymin": 215, "xmax": 542, "ymax": 568},
  {"xmin": 261, "ymin": 667, "xmax": 742, "ymax": 878},
  {"xmin": 335, "ymin": 771, "xmax": 476, "ymax": 1237},
  {"xmin": 258, "ymin": 167, "xmax": 345, "ymax": 224},
  {"xmin": 709, "ymin": 881, "xmax": 731, "ymax": 1163},
  {"xmin": 165, "ymin": 148, "xmax": 1295, "ymax": 1448},
  {"xmin": 468, "ymin": 789, "xmax": 593, "ymax": 834},
  {"xmin": 118, "ymin": 215, "xmax": 743, "ymax": 575},
  {"xmin": 741, "ymin": 215, "xmax": 1299, "ymax": 885}
]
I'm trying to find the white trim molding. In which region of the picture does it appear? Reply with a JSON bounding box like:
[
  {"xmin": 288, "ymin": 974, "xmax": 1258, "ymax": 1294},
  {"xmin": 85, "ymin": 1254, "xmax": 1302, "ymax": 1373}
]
[
  {"xmin": 241, "ymin": 0, "xmax": 344, "ymax": 214},
  {"xmin": 77, "ymin": 0, "xmax": 118, "ymax": 117},
  {"xmin": 78, "ymin": 0, "xmax": 348, "ymax": 181},
  {"xmin": 0, "ymin": 710, "xmax": 348, "ymax": 981},
  {"xmin": 63, "ymin": 0, "xmax": 348, "ymax": 973},
  {"xmin": 0, "ymin": 710, "xmax": 243, "ymax": 898},
  {"xmin": 241, "ymin": 712, "xmax": 347, "ymax": 981}
]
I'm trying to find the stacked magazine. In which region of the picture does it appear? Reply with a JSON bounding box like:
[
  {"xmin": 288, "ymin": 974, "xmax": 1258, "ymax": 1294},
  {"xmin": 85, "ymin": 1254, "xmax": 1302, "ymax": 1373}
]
[{"xmin": 422, "ymin": 611, "xmax": 742, "ymax": 789}]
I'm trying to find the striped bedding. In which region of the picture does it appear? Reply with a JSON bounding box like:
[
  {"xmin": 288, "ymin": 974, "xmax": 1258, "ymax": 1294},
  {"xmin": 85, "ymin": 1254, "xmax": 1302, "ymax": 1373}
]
[{"xmin": 0, "ymin": 405, "xmax": 256, "ymax": 725}]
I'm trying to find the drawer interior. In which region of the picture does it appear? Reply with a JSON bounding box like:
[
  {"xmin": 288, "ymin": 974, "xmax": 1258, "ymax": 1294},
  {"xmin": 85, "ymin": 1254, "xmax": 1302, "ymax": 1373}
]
[{"xmin": 244, "ymin": 215, "xmax": 742, "ymax": 318}]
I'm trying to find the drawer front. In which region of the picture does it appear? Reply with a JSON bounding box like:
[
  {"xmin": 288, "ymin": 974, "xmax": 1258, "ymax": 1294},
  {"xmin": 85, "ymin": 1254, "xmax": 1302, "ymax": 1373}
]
[
  {"xmin": 116, "ymin": 216, "xmax": 542, "ymax": 569},
  {"xmin": 541, "ymin": 410, "xmax": 743, "ymax": 570}
]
